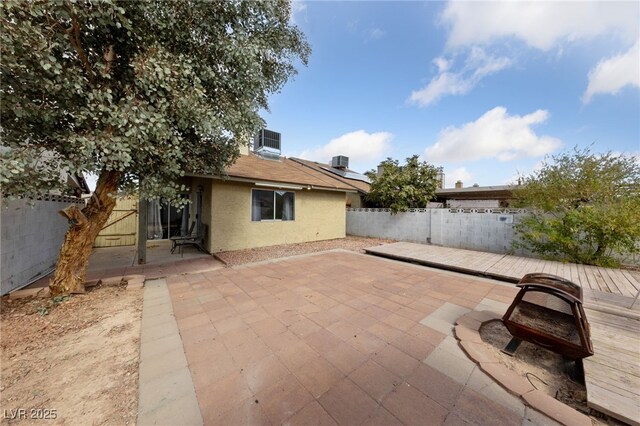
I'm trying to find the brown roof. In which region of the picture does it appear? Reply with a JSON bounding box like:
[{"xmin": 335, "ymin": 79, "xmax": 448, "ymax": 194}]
[
  {"xmin": 435, "ymin": 185, "xmax": 515, "ymax": 200},
  {"xmin": 289, "ymin": 158, "xmax": 370, "ymax": 194},
  {"xmin": 223, "ymin": 153, "xmax": 356, "ymax": 191}
]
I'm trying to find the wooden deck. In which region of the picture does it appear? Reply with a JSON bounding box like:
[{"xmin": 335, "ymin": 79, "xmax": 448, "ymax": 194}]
[
  {"xmin": 365, "ymin": 242, "xmax": 640, "ymax": 301},
  {"xmin": 583, "ymin": 309, "xmax": 640, "ymax": 426},
  {"xmin": 365, "ymin": 242, "xmax": 640, "ymax": 425}
]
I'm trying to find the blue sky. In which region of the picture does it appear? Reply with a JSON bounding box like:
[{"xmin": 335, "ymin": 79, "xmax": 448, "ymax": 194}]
[{"xmin": 262, "ymin": 1, "xmax": 640, "ymax": 188}]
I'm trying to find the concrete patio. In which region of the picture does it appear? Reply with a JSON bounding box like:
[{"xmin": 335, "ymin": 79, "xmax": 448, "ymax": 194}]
[
  {"xmin": 24, "ymin": 240, "xmax": 223, "ymax": 291},
  {"xmin": 138, "ymin": 250, "xmax": 566, "ymax": 425}
]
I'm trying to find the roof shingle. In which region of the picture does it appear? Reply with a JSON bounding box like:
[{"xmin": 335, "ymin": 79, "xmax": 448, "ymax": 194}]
[{"xmin": 223, "ymin": 153, "xmax": 357, "ymax": 191}]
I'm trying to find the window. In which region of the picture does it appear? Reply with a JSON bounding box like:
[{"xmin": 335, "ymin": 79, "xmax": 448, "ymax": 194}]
[{"xmin": 252, "ymin": 189, "xmax": 295, "ymax": 221}]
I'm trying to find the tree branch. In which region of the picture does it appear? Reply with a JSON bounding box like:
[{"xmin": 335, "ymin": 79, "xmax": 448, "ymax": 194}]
[{"xmin": 64, "ymin": 6, "xmax": 95, "ymax": 85}]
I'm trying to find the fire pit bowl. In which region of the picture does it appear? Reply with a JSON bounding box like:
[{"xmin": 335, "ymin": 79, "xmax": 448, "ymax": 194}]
[{"xmin": 502, "ymin": 273, "xmax": 594, "ymax": 360}]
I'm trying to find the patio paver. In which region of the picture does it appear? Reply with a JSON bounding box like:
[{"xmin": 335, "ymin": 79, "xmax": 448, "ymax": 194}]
[{"xmin": 162, "ymin": 250, "xmax": 562, "ymax": 425}]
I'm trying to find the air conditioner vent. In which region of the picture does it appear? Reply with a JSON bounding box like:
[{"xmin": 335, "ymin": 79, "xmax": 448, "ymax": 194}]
[
  {"xmin": 254, "ymin": 129, "xmax": 281, "ymax": 156},
  {"xmin": 331, "ymin": 155, "xmax": 349, "ymax": 170}
]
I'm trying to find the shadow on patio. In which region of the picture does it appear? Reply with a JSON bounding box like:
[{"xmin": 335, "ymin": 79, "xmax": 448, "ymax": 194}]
[{"xmin": 25, "ymin": 240, "xmax": 223, "ymax": 290}]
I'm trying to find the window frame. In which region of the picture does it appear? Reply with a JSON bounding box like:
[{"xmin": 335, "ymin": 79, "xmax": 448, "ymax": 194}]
[{"xmin": 251, "ymin": 188, "xmax": 296, "ymax": 222}]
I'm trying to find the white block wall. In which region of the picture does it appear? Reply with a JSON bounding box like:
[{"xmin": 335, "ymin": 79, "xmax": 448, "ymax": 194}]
[
  {"xmin": 1, "ymin": 197, "xmax": 83, "ymax": 295},
  {"xmin": 430, "ymin": 209, "xmax": 529, "ymax": 255},
  {"xmin": 346, "ymin": 209, "xmax": 432, "ymax": 244},
  {"xmin": 347, "ymin": 208, "xmax": 530, "ymax": 255}
]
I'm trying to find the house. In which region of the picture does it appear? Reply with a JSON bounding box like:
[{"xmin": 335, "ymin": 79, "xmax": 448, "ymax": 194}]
[
  {"xmin": 135, "ymin": 130, "xmax": 365, "ymax": 255},
  {"xmin": 288, "ymin": 156, "xmax": 370, "ymax": 208},
  {"xmin": 435, "ymin": 182, "xmax": 516, "ymax": 208}
]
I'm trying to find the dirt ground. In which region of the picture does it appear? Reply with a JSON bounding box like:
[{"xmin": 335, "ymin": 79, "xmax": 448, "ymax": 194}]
[
  {"xmin": 216, "ymin": 236, "xmax": 395, "ymax": 266},
  {"xmin": 0, "ymin": 284, "xmax": 143, "ymax": 425},
  {"xmin": 478, "ymin": 319, "xmax": 630, "ymax": 426}
]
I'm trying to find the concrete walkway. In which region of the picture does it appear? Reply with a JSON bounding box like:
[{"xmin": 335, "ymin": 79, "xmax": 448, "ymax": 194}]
[
  {"xmin": 23, "ymin": 240, "xmax": 223, "ymax": 291},
  {"xmin": 147, "ymin": 250, "xmax": 569, "ymax": 425},
  {"xmin": 137, "ymin": 279, "xmax": 202, "ymax": 425}
]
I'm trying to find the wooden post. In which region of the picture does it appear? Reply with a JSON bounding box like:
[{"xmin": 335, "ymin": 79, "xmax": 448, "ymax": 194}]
[{"xmin": 137, "ymin": 198, "xmax": 147, "ymax": 264}]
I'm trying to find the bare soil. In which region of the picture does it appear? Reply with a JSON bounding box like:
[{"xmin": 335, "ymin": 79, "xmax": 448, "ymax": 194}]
[
  {"xmin": 480, "ymin": 320, "xmax": 588, "ymax": 413},
  {"xmin": 0, "ymin": 284, "xmax": 143, "ymax": 425},
  {"xmin": 216, "ymin": 236, "xmax": 396, "ymax": 266}
]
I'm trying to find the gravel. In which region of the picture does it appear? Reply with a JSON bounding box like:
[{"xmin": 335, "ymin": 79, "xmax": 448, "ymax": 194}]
[{"xmin": 214, "ymin": 236, "xmax": 395, "ymax": 266}]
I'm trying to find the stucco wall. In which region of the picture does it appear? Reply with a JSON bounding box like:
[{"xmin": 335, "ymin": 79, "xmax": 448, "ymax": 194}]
[
  {"xmin": 209, "ymin": 181, "xmax": 346, "ymax": 252},
  {"xmin": 346, "ymin": 192, "xmax": 363, "ymax": 208},
  {"xmin": 1, "ymin": 197, "xmax": 84, "ymax": 295}
]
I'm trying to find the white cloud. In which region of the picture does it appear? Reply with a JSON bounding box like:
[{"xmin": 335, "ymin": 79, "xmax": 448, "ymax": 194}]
[
  {"xmin": 299, "ymin": 130, "xmax": 393, "ymax": 171},
  {"xmin": 435, "ymin": 2, "xmax": 639, "ymax": 104},
  {"xmin": 441, "ymin": 2, "xmax": 639, "ymax": 51},
  {"xmin": 434, "ymin": 57, "xmax": 451, "ymax": 73},
  {"xmin": 425, "ymin": 107, "xmax": 562, "ymax": 163},
  {"xmin": 582, "ymin": 40, "xmax": 640, "ymax": 103},
  {"xmin": 290, "ymin": 1, "xmax": 307, "ymax": 25},
  {"xmin": 445, "ymin": 167, "xmax": 472, "ymax": 188},
  {"xmin": 408, "ymin": 48, "xmax": 512, "ymax": 107},
  {"xmin": 368, "ymin": 28, "xmax": 386, "ymax": 40}
]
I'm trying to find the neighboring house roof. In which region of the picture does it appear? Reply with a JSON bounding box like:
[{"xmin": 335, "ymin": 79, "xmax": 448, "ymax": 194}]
[
  {"xmin": 222, "ymin": 153, "xmax": 357, "ymax": 192},
  {"xmin": 289, "ymin": 157, "xmax": 370, "ymax": 194},
  {"xmin": 435, "ymin": 185, "xmax": 515, "ymax": 200},
  {"xmin": 67, "ymin": 173, "xmax": 91, "ymax": 196}
]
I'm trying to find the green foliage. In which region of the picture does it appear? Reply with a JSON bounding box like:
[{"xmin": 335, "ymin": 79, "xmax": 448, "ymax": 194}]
[
  {"xmin": 1, "ymin": 0, "xmax": 310, "ymax": 203},
  {"xmin": 365, "ymin": 155, "xmax": 439, "ymax": 213},
  {"xmin": 513, "ymin": 147, "xmax": 640, "ymax": 267}
]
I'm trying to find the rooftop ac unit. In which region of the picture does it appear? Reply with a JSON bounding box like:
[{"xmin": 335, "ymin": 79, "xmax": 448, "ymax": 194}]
[
  {"xmin": 331, "ymin": 155, "xmax": 349, "ymax": 169},
  {"xmin": 254, "ymin": 130, "xmax": 281, "ymax": 157}
]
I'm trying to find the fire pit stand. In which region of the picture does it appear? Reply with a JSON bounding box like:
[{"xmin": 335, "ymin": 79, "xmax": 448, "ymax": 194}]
[{"xmin": 501, "ymin": 273, "xmax": 594, "ymax": 360}]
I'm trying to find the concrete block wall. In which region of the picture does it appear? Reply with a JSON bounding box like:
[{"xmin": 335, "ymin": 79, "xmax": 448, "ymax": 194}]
[
  {"xmin": 431, "ymin": 210, "xmax": 529, "ymax": 255},
  {"xmin": 347, "ymin": 208, "xmax": 530, "ymax": 255},
  {"xmin": 346, "ymin": 209, "xmax": 431, "ymax": 244},
  {"xmin": 1, "ymin": 197, "xmax": 83, "ymax": 295}
]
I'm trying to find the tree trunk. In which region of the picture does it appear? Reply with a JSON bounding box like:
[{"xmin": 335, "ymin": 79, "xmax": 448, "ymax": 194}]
[{"xmin": 49, "ymin": 170, "xmax": 120, "ymax": 296}]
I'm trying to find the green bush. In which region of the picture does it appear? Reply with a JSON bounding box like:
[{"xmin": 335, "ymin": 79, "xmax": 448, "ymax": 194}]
[{"xmin": 513, "ymin": 148, "xmax": 640, "ymax": 267}]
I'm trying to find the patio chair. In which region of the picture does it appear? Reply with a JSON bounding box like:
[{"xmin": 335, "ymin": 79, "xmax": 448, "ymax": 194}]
[{"xmin": 170, "ymin": 222, "xmax": 207, "ymax": 254}]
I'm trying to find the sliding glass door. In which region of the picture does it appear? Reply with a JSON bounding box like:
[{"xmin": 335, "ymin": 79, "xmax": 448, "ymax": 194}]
[{"xmin": 147, "ymin": 195, "xmax": 190, "ymax": 240}]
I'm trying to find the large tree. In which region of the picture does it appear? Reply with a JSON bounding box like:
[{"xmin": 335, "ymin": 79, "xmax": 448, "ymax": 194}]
[
  {"xmin": 1, "ymin": 0, "xmax": 310, "ymax": 295},
  {"xmin": 513, "ymin": 148, "xmax": 640, "ymax": 267},
  {"xmin": 365, "ymin": 155, "xmax": 439, "ymax": 213}
]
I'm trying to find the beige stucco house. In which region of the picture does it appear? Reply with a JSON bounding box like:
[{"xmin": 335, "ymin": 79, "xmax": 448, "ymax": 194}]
[
  {"xmin": 184, "ymin": 149, "xmax": 355, "ymax": 252},
  {"xmin": 100, "ymin": 132, "xmax": 371, "ymax": 256}
]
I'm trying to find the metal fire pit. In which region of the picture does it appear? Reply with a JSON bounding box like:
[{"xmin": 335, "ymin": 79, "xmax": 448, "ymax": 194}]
[{"xmin": 502, "ymin": 273, "xmax": 594, "ymax": 360}]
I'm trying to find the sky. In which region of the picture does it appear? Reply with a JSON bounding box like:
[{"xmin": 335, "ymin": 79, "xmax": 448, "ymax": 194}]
[{"xmin": 261, "ymin": 0, "xmax": 640, "ymax": 188}]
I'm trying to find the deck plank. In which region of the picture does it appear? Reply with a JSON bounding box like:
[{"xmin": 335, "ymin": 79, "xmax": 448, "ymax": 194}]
[{"xmin": 583, "ymin": 307, "xmax": 640, "ymax": 426}]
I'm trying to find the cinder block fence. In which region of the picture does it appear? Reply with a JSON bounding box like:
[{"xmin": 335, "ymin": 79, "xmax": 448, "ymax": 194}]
[
  {"xmin": 347, "ymin": 207, "xmax": 529, "ymax": 255},
  {"xmin": 1, "ymin": 196, "xmax": 84, "ymax": 295}
]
